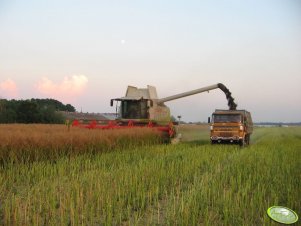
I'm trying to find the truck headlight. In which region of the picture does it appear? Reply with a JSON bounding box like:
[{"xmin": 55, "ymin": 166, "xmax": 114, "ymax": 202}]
[
  {"xmin": 239, "ymin": 125, "xmax": 243, "ymax": 130},
  {"xmin": 210, "ymin": 126, "xmax": 213, "ymax": 130}
]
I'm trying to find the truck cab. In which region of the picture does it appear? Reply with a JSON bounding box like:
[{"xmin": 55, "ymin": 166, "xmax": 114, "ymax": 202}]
[{"xmin": 210, "ymin": 109, "xmax": 253, "ymax": 146}]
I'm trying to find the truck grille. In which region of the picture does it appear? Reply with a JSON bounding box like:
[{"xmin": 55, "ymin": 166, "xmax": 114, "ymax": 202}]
[
  {"xmin": 214, "ymin": 126, "xmax": 239, "ymax": 131},
  {"xmin": 220, "ymin": 132, "xmax": 232, "ymax": 137}
]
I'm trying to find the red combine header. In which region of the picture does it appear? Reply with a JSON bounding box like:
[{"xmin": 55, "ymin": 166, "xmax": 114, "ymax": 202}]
[{"xmin": 72, "ymin": 119, "xmax": 176, "ymax": 138}]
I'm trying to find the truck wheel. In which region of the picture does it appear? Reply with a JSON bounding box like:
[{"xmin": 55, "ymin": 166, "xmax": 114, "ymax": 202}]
[
  {"xmin": 239, "ymin": 138, "xmax": 246, "ymax": 147},
  {"xmin": 246, "ymin": 135, "xmax": 250, "ymax": 145}
]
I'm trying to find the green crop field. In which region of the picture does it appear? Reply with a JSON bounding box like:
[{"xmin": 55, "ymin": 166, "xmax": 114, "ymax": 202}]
[{"xmin": 0, "ymin": 125, "xmax": 300, "ymax": 226}]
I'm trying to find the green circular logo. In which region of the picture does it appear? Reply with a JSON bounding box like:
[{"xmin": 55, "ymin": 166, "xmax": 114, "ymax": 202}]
[{"xmin": 267, "ymin": 206, "xmax": 298, "ymax": 224}]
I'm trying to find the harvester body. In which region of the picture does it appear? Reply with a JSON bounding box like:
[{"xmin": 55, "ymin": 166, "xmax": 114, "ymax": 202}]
[{"xmin": 110, "ymin": 83, "xmax": 236, "ymax": 125}]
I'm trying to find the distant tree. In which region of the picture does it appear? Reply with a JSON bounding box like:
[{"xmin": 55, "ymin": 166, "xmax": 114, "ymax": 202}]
[
  {"xmin": 39, "ymin": 105, "xmax": 64, "ymax": 123},
  {"xmin": 30, "ymin": 98, "xmax": 76, "ymax": 112},
  {"xmin": 0, "ymin": 100, "xmax": 17, "ymax": 123},
  {"xmin": 0, "ymin": 98, "xmax": 71, "ymax": 123},
  {"xmin": 65, "ymin": 104, "xmax": 75, "ymax": 112},
  {"xmin": 17, "ymin": 100, "xmax": 40, "ymax": 123}
]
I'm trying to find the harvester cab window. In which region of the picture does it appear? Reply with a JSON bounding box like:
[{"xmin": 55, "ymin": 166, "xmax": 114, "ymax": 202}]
[
  {"xmin": 121, "ymin": 100, "xmax": 148, "ymax": 119},
  {"xmin": 213, "ymin": 114, "xmax": 242, "ymax": 123}
]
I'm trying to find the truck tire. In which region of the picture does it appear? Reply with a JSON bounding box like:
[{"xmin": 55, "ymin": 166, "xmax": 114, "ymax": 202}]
[
  {"xmin": 246, "ymin": 135, "xmax": 250, "ymax": 145},
  {"xmin": 239, "ymin": 137, "xmax": 246, "ymax": 147}
]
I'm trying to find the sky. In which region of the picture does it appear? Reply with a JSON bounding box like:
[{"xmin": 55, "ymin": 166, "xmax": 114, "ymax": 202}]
[{"xmin": 0, "ymin": 0, "xmax": 300, "ymax": 122}]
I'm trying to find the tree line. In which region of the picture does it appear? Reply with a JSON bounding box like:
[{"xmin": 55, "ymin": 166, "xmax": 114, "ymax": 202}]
[{"xmin": 0, "ymin": 98, "xmax": 75, "ymax": 123}]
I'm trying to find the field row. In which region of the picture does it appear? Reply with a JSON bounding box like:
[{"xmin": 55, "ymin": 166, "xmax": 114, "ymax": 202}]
[{"xmin": 0, "ymin": 125, "xmax": 300, "ymax": 225}]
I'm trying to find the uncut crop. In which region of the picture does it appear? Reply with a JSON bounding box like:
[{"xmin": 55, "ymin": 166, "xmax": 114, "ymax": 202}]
[
  {"xmin": 0, "ymin": 124, "xmax": 162, "ymax": 164},
  {"xmin": 0, "ymin": 125, "xmax": 300, "ymax": 225}
]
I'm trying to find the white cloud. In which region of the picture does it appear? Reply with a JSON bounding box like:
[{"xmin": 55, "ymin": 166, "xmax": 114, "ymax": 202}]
[
  {"xmin": 0, "ymin": 78, "xmax": 19, "ymax": 99},
  {"xmin": 36, "ymin": 75, "xmax": 88, "ymax": 102}
]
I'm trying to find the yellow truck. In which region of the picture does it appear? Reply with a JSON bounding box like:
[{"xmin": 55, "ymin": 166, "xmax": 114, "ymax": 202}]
[{"xmin": 210, "ymin": 109, "xmax": 253, "ymax": 146}]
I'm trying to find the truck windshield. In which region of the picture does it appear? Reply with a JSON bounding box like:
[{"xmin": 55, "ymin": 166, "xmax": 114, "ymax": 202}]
[{"xmin": 213, "ymin": 114, "xmax": 241, "ymax": 123}]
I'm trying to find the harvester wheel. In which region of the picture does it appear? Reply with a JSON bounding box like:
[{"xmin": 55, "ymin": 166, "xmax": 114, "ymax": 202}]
[
  {"xmin": 171, "ymin": 138, "xmax": 179, "ymax": 144},
  {"xmin": 171, "ymin": 133, "xmax": 182, "ymax": 144}
]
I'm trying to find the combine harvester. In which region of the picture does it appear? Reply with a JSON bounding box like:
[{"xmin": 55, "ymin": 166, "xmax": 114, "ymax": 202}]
[{"xmin": 72, "ymin": 83, "xmax": 238, "ymax": 142}]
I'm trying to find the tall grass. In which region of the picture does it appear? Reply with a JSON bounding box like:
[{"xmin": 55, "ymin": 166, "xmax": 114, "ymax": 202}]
[
  {"xmin": 177, "ymin": 123, "xmax": 209, "ymax": 142},
  {"xmin": 0, "ymin": 125, "xmax": 300, "ymax": 225},
  {"xmin": 0, "ymin": 124, "xmax": 162, "ymax": 164}
]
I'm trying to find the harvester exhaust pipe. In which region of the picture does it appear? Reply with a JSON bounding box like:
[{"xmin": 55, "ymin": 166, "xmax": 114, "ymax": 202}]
[{"xmin": 157, "ymin": 83, "xmax": 237, "ymax": 110}]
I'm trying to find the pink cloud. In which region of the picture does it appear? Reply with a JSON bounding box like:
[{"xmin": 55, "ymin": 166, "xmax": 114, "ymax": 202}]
[
  {"xmin": 36, "ymin": 75, "xmax": 88, "ymax": 102},
  {"xmin": 0, "ymin": 78, "xmax": 19, "ymax": 99}
]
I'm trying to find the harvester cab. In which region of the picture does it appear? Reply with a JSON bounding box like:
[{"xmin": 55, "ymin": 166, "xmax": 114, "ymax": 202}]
[{"xmin": 110, "ymin": 85, "xmax": 171, "ymax": 125}]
